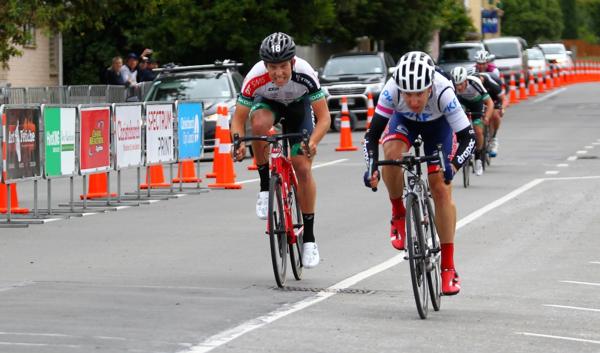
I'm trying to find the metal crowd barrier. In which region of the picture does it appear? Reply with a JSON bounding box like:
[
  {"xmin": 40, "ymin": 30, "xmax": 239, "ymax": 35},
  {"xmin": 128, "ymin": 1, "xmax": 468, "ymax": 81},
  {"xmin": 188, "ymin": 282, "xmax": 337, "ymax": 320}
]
[{"xmin": 0, "ymin": 85, "xmax": 131, "ymax": 105}]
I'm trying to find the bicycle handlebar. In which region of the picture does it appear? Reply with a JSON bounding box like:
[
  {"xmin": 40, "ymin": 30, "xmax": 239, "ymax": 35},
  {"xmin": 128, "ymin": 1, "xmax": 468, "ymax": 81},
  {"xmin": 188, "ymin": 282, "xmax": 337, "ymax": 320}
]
[{"xmin": 233, "ymin": 130, "xmax": 311, "ymax": 159}]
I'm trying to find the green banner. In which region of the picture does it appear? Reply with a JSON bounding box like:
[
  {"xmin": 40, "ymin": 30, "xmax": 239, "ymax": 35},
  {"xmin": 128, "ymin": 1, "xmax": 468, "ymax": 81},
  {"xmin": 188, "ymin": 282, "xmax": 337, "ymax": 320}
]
[{"xmin": 43, "ymin": 107, "xmax": 76, "ymax": 177}]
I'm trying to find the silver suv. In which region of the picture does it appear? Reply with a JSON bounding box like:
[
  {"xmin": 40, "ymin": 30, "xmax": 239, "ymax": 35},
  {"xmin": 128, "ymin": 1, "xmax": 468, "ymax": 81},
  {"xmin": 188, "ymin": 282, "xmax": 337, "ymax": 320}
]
[
  {"xmin": 319, "ymin": 52, "xmax": 396, "ymax": 131},
  {"xmin": 438, "ymin": 41, "xmax": 487, "ymax": 75}
]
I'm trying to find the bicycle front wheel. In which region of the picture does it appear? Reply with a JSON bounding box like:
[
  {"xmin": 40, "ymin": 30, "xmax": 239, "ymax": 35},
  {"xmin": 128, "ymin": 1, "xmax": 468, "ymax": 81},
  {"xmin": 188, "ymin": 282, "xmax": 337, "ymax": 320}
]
[
  {"xmin": 289, "ymin": 184, "xmax": 304, "ymax": 281},
  {"xmin": 406, "ymin": 193, "xmax": 429, "ymax": 319},
  {"xmin": 424, "ymin": 196, "xmax": 441, "ymax": 311},
  {"xmin": 268, "ymin": 175, "xmax": 288, "ymax": 287}
]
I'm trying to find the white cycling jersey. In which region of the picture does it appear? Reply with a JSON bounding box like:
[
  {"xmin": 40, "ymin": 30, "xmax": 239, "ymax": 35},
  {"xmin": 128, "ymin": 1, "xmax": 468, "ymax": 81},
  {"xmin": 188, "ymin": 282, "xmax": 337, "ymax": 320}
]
[
  {"xmin": 375, "ymin": 73, "xmax": 470, "ymax": 132},
  {"xmin": 238, "ymin": 57, "xmax": 325, "ymax": 107}
]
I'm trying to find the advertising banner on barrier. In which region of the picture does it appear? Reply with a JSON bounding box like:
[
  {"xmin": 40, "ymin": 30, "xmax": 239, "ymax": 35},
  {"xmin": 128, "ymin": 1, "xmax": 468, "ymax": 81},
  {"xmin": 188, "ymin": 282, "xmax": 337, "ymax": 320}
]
[
  {"xmin": 145, "ymin": 103, "xmax": 174, "ymax": 164},
  {"xmin": 114, "ymin": 104, "xmax": 142, "ymax": 169},
  {"xmin": 79, "ymin": 106, "xmax": 110, "ymax": 174},
  {"xmin": 2, "ymin": 107, "xmax": 41, "ymax": 181},
  {"xmin": 177, "ymin": 102, "xmax": 203, "ymax": 160},
  {"xmin": 44, "ymin": 106, "xmax": 76, "ymax": 177}
]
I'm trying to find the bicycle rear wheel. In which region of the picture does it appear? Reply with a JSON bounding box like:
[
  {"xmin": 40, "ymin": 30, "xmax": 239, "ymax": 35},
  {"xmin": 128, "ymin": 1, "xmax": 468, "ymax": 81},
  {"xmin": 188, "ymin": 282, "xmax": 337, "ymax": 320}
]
[
  {"xmin": 462, "ymin": 155, "xmax": 470, "ymax": 188},
  {"xmin": 268, "ymin": 175, "xmax": 288, "ymax": 287},
  {"xmin": 424, "ymin": 196, "xmax": 441, "ymax": 311},
  {"xmin": 405, "ymin": 194, "xmax": 429, "ymax": 319},
  {"xmin": 288, "ymin": 184, "xmax": 304, "ymax": 280}
]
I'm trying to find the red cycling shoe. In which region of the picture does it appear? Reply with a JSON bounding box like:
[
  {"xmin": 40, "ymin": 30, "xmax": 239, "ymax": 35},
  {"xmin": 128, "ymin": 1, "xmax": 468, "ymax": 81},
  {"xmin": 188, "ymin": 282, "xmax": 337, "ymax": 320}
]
[
  {"xmin": 441, "ymin": 268, "xmax": 461, "ymax": 295},
  {"xmin": 390, "ymin": 217, "xmax": 406, "ymax": 250}
]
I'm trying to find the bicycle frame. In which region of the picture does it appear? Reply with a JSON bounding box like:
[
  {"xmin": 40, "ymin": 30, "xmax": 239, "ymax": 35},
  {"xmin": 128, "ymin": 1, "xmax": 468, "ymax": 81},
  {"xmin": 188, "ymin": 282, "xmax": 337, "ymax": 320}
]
[{"xmin": 268, "ymin": 139, "xmax": 301, "ymax": 244}]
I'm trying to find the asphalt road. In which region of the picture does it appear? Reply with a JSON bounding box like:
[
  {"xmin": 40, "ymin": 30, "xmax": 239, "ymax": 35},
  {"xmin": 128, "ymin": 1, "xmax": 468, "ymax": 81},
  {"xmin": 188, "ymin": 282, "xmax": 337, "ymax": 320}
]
[{"xmin": 1, "ymin": 83, "xmax": 599, "ymax": 353}]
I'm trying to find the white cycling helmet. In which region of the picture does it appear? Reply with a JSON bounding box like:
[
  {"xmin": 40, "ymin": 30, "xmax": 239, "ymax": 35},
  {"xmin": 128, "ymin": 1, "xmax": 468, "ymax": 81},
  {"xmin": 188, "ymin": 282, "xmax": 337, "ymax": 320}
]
[
  {"xmin": 451, "ymin": 66, "xmax": 468, "ymax": 84},
  {"xmin": 475, "ymin": 50, "xmax": 490, "ymax": 64},
  {"xmin": 394, "ymin": 51, "xmax": 435, "ymax": 92}
]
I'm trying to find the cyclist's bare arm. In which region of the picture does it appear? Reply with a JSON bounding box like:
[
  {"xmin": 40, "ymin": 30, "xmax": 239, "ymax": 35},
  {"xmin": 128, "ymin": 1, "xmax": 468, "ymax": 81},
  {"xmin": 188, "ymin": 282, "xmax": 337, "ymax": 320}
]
[
  {"xmin": 483, "ymin": 97, "xmax": 494, "ymax": 123},
  {"xmin": 231, "ymin": 103, "xmax": 251, "ymax": 161},
  {"xmin": 308, "ymin": 98, "xmax": 331, "ymax": 156}
]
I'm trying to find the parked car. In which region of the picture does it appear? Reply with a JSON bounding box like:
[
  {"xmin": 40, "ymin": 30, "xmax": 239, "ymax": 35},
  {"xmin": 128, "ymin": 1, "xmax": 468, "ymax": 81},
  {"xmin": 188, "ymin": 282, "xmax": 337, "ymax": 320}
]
[
  {"xmin": 144, "ymin": 60, "xmax": 246, "ymax": 152},
  {"xmin": 437, "ymin": 41, "xmax": 488, "ymax": 75},
  {"xmin": 527, "ymin": 47, "xmax": 549, "ymax": 78},
  {"xmin": 319, "ymin": 51, "xmax": 396, "ymax": 131},
  {"xmin": 484, "ymin": 36, "xmax": 529, "ymax": 83},
  {"xmin": 535, "ymin": 43, "xmax": 574, "ymax": 69}
]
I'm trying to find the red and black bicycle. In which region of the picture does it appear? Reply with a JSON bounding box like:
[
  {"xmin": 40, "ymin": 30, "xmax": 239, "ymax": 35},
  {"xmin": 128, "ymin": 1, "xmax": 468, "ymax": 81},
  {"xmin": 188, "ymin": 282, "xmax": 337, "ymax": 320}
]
[{"xmin": 233, "ymin": 130, "xmax": 309, "ymax": 287}]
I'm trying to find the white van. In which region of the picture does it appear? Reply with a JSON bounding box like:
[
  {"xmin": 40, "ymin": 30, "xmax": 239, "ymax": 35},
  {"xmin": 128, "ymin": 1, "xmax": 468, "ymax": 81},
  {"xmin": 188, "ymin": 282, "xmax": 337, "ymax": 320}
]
[{"xmin": 484, "ymin": 36, "xmax": 529, "ymax": 82}]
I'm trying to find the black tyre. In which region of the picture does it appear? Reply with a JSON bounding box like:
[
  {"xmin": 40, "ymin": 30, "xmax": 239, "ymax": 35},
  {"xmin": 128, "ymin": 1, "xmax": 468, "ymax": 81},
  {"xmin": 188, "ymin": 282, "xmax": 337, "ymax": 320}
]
[
  {"xmin": 405, "ymin": 194, "xmax": 429, "ymax": 319},
  {"xmin": 424, "ymin": 197, "xmax": 442, "ymax": 311},
  {"xmin": 288, "ymin": 184, "xmax": 304, "ymax": 281},
  {"xmin": 462, "ymin": 155, "xmax": 470, "ymax": 188},
  {"xmin": 268, "ymin": 175, "xmax": 288, "ymax": 287}
]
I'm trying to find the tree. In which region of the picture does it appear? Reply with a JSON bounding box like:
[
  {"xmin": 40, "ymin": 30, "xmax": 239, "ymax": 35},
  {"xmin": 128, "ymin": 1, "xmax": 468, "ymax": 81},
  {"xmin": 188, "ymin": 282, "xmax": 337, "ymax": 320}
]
[
  {"xmin": 560, "ymin": 0, "xmax": 578, "ymax": 38},
  {"xmin": 437, "ymin": 0, "xmax": 476, "ymax": 44},
  {"xmin": 501, "ymin": 0, "xmax": 564, "ymax": 45}
]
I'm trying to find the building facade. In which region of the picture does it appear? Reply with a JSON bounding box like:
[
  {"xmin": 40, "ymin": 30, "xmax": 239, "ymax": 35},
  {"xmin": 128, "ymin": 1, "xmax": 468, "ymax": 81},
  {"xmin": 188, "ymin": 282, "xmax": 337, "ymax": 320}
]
[
  {"xmin": 464, "ymin": 0, "xmax": 503, "ymax": 39},
  {"xmin": 0, "ymin": 27, "xmax": 61, "ymax": 88}
]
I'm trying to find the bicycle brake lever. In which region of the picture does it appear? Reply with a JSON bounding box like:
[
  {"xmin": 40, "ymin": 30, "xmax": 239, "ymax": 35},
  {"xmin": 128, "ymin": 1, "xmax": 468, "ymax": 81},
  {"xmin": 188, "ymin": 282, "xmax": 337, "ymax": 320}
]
[
  {"xmin": 436, "ymin": 144, "xmax": 446, "ymax": 172},
  {"xmin": 301, "ymin": 129, "xmax": 311, "ymax": 159},
  {"xmin": 368, "ymin": 151, "xmax": 377, "ymax": 192}
]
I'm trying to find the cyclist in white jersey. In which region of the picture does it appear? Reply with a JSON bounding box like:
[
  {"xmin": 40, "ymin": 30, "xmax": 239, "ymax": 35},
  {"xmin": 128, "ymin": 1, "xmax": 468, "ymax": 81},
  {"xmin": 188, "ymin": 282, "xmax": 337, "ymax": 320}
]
[
  {"xmin": 363, "ymin": 51, "xmax": 475, "ymax": 295},
  {"xmin": 231, "ymin": 32, "xmax": 331, "ymax": 269}
]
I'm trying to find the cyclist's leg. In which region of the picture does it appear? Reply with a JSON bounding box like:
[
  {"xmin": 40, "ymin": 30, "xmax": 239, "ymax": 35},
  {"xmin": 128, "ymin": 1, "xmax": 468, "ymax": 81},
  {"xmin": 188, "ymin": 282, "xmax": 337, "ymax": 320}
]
[
  {"xmin": 287, "ymin": 98, "xmax": 319, "ymax": 267},
  {"xmin": 382, "ymin": 113, "xmax": 412, "ymax": 250},
  {"xmin": 472, "ymin": 118, "xmax": 484, "ymax": 174},
  {"xmin": 422, "ymin": 119, "xmax": 460, "ymax": 294}
]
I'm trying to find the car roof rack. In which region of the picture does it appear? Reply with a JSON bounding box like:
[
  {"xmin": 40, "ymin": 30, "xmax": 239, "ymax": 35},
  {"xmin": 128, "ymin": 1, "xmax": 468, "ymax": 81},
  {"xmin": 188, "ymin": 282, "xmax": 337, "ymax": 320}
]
[{"xmin": 154, "ymin": 59, "xmax": 243, "ymax": 73}]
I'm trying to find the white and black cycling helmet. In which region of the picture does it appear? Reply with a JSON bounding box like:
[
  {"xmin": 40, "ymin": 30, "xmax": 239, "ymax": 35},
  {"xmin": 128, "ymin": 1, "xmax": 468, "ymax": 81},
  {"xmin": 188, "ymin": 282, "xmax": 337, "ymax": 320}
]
[
  {"xmin": 475, "ymin": 50, "xmax": 490, "ymax": 64},
  {"xmin": 394, "ymin": 51, "xmax": 435, "ymax": 92},
  {"xmin": 451, "ymin": 66, "xmax": 468, "ymax": 84},
  {"xmin": 259, "ymin": 32, "xmax": 296, "ymax": 63}
]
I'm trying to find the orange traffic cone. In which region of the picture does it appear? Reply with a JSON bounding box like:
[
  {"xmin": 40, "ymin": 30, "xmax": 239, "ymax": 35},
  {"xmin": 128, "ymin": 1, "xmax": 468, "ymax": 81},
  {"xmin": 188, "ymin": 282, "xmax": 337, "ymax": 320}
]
[
  {"xmin": 206, "ymin": 105, "xmax": 224, "ymax": 178},
  {"xmin": 554, "ymin": 67, "xmax": 562, "ymax": 87},
  {"xmin": 335, "ymin": 97, "xmax": 358, "ymax": 151},
  {"xmin": 519, "ymin": 71, "xmax": 528, "ymax": 100},
  {"xmin": 366, "ymin": 92, "xmax": 375, "ymax": 130},
  {"xmin": 546, "ymin": 70, "xmax": 554, "ymax": 90},
  {"xmin": 209, "ymin": 105, "xmax": 241, "ymax": 189},
  {"xmin": 173, "ymin": 160, "xmax": 201, "ymax": 183},
  {"xmin": 140, "ymin": 165, "xmax": 171, "ymax": 189},
  {"xmin": 537, "ymin": 72, "xmax": 546, "ymax": 93},
  {"xmin": 0, "ymin": 182, "xmax": 29, "ymax": 214},
  {"xmin": 509, "ymin": 73, "xmax": 519, "ymax": 104},
  {"xmin": 528, "ymin": 70, "xmax": 537, "ymax": 97},
  {"xmin": 81, "ymin": 172, "xmax": 117, "ymax": 199}
]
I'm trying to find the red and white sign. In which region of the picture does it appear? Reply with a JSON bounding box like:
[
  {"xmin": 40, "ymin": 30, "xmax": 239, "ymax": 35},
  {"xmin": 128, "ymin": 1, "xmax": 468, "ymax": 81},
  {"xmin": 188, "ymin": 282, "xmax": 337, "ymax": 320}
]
[
  {"xmin": 114, "ymin": 104, "xmax": 142, "ymax": 169},
  {"xmin": 79, "ymin": 107, "xmax": 110, "ymax": 174},
  {"xmin": 145, "ymin": 103, "xmax": 174, "ymax": 164}
]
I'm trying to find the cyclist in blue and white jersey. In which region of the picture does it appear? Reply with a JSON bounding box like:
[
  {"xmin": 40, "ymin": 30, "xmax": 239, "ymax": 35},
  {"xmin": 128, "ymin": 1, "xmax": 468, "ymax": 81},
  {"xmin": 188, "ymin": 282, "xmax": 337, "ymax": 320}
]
[
  {"xmin": 231, "ymin": 32, "xmax": 331, "ymax": 269},
  {"xmin": 451, "ymin": 66, "xmax": 494, "ymax": 175},
  {"xmin": 363, "ymin": 51, "xmax": 475, "ymax": 295}
]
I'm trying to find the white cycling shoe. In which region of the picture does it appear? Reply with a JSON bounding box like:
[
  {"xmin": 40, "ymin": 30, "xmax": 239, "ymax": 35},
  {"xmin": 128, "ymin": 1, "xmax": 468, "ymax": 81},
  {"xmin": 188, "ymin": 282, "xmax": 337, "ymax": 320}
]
[
  {"xmin": 256, "ymin": 191, "xmax": 269, "ymax": 220},
  {"xmin": 302, "ymin": 242, "xmax": 320, "ymax": 268},
  {"xmin": 489, "ymin": 137, "xmax": 499, "ymax": 157},
  {"xmin": 475, "ymin": 159, "xmax": 483, "ymax": 176}
]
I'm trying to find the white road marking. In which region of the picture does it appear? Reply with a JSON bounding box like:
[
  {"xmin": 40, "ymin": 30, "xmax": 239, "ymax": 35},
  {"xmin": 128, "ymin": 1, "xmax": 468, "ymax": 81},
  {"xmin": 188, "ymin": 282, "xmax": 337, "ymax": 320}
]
[
  {"xmin": 543, "ymin": 304, "xmax": 600, "ymax": 313},
  {"xmin": 0, "ymin": 341, "xmax": 81, "ymax": 348},
  {"xmin": 543, "ymin": 175, "xmax": 600, "ymax": 181},
  {"xmin": 593, "ymin": 142, "xmax": 600, "ymax": 146},
  {"xmin": 561, "ymin": 280, "xmax": 600, "ymax": 286},
  {"xmin": 585, "ymin": 145, "xmax": 594, "ymax": 149},
  {"xmin": 567, "ymin": 156, "xmax": 577, "ymax": 161},
  {"xmin": 590, "ymin": 261, "xmax": 600, "ymax": 264},
  {"xmin": 515, "ymin": 332, "xmax": 600, "ymax": 345},
  {"xmin": 238, "ymin": 159, "xmax": 348, "ymax": 185},
  {"xmin": 556, "ymin": 164, "xmax": 568, "ymax": 167},
  {"xmin": 42, "ymin": 218, "xmax": 62, "ymax": 223},
  {"xmin": 531, "ymin": 87, "xmax": 567, "ymax": 103},
  {"xmin": 545, "ymin": 171, "xmax": 559, "ymax": 175},
  {"xmin": 182, "ymin": 178, "xmax": 546, "ymax": 353},
  {"xmin": 0, "ymin": 281, "xmax": 34, "ymax": 293},
  {"xmin": 576, "ymin": 150, "xmax": 588, "ymax": 154}
]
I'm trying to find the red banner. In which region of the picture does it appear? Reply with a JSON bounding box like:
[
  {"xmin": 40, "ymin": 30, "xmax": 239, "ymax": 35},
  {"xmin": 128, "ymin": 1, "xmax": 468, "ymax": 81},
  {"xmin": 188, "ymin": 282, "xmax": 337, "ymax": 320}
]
[{"xmin": 79, "ymin": 107, "xmax": 110, "ymax": 174}]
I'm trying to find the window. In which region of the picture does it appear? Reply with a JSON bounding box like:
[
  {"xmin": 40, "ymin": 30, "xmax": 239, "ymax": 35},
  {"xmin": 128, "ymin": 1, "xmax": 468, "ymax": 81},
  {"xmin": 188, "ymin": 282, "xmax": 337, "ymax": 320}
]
[{"xmin": 23, "ymin": 24, "xmax": 36, "ymax": 48}]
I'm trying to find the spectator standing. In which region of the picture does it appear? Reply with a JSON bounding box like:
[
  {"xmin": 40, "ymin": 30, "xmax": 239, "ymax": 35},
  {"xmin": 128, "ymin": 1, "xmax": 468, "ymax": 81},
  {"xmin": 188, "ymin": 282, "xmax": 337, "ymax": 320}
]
[
  {"xmin": 120, "ymin": 53, "xmax": 139, "ymax": 86},
  {"xmin": 105, "ymin": 56, "xmax": 125, "ymax": 85},
  {"xmin": 138, "ymin": 58, "xmax": 157, "ymax": 82}
]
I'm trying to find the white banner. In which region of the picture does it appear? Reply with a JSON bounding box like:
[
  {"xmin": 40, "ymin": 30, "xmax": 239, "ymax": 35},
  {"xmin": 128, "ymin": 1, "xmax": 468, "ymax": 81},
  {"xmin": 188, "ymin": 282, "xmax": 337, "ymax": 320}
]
[
  {"xmin": 114, "ymin": 104, "xmax": 142, "ymax": 168},
  {"xmin": 145, "ymin": 103, "xmax": 174, "ymax": 164}
]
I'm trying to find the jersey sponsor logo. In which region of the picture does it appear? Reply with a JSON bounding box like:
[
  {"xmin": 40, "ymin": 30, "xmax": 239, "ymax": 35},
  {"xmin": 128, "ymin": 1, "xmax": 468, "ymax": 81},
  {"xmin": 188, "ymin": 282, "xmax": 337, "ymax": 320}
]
[
  {"xmin": 267, "ymin": 86, "xmax": 279, "ymax": 92},
  {"xmin": 400, "ymin": 111, "xmax": 433, "ymax": 121},
  {"xmin": 443, "ymin": 97, "xmax": 458, "ymax": 114},
  {"xmin": 455, "ymin": 131, "xmax": 476, "ymax": 165},
  {"xmin": 382, "ymin": 89, "xmax": 393, "ymax": 102},
  {"xmin": 243, "ymin": 73, "xmax": 271, "ymax": 97},
  {"xmin": 293, "ymin": 73, "xmax": 318, "ymax": 91}
]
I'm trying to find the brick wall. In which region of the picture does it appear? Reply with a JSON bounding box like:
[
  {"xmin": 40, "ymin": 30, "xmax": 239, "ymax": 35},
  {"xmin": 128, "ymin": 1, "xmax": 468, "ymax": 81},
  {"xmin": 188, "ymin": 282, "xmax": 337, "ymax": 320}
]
[{"xmin": 0, "ymin": 28, "xmax": 59, "ymax": 87}]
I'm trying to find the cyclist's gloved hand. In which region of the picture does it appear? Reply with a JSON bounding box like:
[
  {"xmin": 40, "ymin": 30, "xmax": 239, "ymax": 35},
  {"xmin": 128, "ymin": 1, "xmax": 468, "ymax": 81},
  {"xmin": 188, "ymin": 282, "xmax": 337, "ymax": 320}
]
[{"xmin": 363, "ymin": 169, "xmax": 380, "ymax": 190}]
